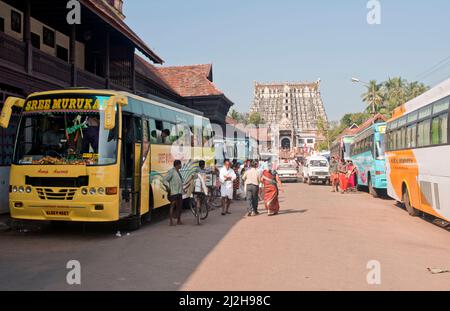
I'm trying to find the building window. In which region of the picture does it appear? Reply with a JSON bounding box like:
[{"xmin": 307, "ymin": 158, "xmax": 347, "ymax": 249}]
[
  {"xmin": 11, "ymin": 10, "xmax": 22, "ymax": 34},
  {"xmin": 307, "ymin": 139, "xmax": 314, "ymax": 144},
  {"xmin": 31, "ymin": 32, "xmax": 40, "ymax": 49},
  {"xmin": 0, "ymin": 17, "xmax": 4, "ymax": 32},
  {"xmin": 43, "ymin": 27, "xmax": 55, "ymax": 48},
  {"xmin": 56, "ymin": 45, "xmax": 69, "ymax": 62},
  {"xmin": 285, "ymin": 106, "xmax": 289, "ymax": 111}
]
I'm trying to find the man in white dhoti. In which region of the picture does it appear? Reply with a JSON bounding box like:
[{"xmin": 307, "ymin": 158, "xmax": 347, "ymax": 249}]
[{"xmin": 219, "ymin": 159, "xmax": 237, "ymax": 216}]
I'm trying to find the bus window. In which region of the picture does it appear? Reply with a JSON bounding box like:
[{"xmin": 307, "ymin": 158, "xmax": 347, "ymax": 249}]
[
  {"xmin": 149, "ymin": 119, "xmax": 161, "ymax": 144},
  {"xmin": 400, "ymin": 127, "xmax": 407, "ymax": 150},
  {"xmin": 134, "ymin": 117, "xmax": 142, "ymax": 143},
  {"xmin": 162, "ymin": 121, "xmax": 174, "ymax": 145},
  {"xmin": 375, "ymin": 134, "xmax": 385, "ymax": 159},
  {"xmin": 433, "ymin": 98, "xmax": 449, "ymax": 114},
  {"xmin": 431, "ymin": 114, "xmax": 448, "ymax": 145},
  {"xmin": 407, "ymin": 124, "xmax": 417, "ymax": 148},
  {"xmin": 194, "ymin": 126, "xmax": 203, "ymax": 147},
  {"xmin": 417, "ymin": 119, "xmax": 431, "ymax": 147}
]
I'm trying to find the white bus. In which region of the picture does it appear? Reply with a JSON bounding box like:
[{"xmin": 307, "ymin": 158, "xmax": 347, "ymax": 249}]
[{"xmin": 386, "ymin": 78, "xmax": 450, "ymax": 224}]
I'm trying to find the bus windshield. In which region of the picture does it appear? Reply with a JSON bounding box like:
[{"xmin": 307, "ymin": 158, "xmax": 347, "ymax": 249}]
[
  {"xmin": 375, "ymin": 134, "xmax": 386, "ymax": 160},
  {"xmin": 13, "ymin": 94, "xmax": 118, "ymax": 166}
]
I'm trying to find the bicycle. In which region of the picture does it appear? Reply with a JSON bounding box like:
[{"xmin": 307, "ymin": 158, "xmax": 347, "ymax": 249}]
[{"xmin": 190, "ymin": 193, "xmax": 209, "ymax": 225}]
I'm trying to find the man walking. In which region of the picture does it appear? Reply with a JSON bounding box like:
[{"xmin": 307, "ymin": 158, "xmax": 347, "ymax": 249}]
[
  {"xmin": 219, "ymin": 159, "xmax": 237, "ymax": 216},
  {"xmin": 164, "ymin": 160, "xmax": 184, "ymax": 226},
  {"xmin": 242, "ymin": 161, "xmax": 260, "ymax": 217}
]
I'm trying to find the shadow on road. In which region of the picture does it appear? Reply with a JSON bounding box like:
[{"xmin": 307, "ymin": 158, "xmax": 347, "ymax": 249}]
[{"xmin": 0, "ymin": 201, "xmax": 252, "ymax": 291}]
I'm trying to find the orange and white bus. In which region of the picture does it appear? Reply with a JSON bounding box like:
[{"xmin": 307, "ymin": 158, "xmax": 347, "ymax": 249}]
[{"xmin": 386, "ymin": 78, "xmax": 450, "ymax": 223}]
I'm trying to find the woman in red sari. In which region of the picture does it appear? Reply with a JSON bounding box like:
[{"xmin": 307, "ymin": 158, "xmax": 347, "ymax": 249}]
[
  {"xmin": 261, "ymin": 166, "xmax": 282, "ymax": 216},
  {"xmin": 346, "ymin": 160, "xmax": 357, "ymax": 192},
  {"xmin": 338, "ymin": 159, "xmax": 348, "ymax": 194}
]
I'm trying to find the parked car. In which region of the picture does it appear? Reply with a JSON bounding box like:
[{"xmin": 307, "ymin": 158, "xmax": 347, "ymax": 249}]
[
  {"xmin": 277, "ymin": 163, "xmax": 300, "ymax": 183},
  {"xmin": 302, "ymin": 156, "xmax": 330, "ymax": 185}
]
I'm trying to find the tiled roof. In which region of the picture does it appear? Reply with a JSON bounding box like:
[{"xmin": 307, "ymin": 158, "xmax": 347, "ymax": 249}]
[
  {"xmin": 81, "ymin": 0, "xmax": 163, "ymax": 64},
  {"xmin": 157, "ymin": 64, "xmax": 224, "ymax": 97},
  {"xmin": 356, "ymin": 113, "xmax": 387, "ymax": 133},
  {"xmin": 134, "ymin": 55, "xmax": 177, "ymax": 94}
]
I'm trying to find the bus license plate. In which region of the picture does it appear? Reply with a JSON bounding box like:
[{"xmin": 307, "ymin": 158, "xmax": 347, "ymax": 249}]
[{"xmin": 45, "ymin": 210, "xmax": 70, "ymax": 217}]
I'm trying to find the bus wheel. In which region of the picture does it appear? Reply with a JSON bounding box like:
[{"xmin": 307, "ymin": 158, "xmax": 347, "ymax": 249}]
[
  {"xmin": 403, "ymin": 188, "xmax": 419, "ymax": 217},
  {"xmin": 141, "ymin": 211, "xmax": 152, "ymax": 224},
  {"xmin": 368, "ymin": 178, "xmax": 378, "ymax": 198},
  {"xmin": 127, "ymin": 215, "xmax": 142, "ymax": 231}
]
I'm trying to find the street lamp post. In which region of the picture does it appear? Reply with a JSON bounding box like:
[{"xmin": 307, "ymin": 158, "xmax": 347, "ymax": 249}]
[{"xmin": 351, "ymin": 77, "xmax": 377, "ymax": 115}]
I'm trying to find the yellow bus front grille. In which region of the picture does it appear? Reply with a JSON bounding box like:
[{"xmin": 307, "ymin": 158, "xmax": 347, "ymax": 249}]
[{"xmin": 36, "ymin": 188, "xmax": 77, "ymax": 201}]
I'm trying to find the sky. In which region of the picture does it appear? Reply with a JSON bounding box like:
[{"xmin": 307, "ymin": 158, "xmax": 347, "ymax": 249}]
[{"xmin": 124, "ymin": 0, "xmax": 450, "ymax": 121}]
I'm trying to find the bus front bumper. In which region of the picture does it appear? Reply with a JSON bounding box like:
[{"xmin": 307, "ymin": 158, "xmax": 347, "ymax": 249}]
[{"xmin": 9, "ymin": 200, "xmax": 120, "ymax": 223}]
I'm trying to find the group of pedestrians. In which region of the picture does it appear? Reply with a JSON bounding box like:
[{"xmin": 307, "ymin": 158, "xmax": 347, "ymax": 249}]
[
  {"xmin": 163, "ymin": 158, "xmax": 284, "ymax": 226},
  {"xmin": 241, "ymin": 160, "xmax": 283, "ymax": 217},
  {"xmin": 329, "ymin": 156, "xmax": 358, "ymax": 194}
]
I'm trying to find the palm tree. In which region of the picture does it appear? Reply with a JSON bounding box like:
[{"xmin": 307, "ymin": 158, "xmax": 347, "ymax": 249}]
[
  {"xmin": 382, "ymin": 77, "xmax": 407, "ymax": 112},
  {"xmin": 405, "ymin": 81, "xmax": 429, "ymax": 102},
  {"xmin": 228, "ymin": 109, "xmax": 241, "ymax": 123},
  {"xmin": 361, "ymin": 80, "xmax": 384, "ymax": 113}
]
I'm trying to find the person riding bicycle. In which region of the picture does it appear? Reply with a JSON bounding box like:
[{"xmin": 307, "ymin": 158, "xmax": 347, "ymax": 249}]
[{"xmin": 194, "ymin": 160, "xmax": 209, "ymax": 212}]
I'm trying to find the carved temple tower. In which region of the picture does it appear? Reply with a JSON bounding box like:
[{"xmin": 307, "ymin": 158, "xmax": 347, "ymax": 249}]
[{"xmin": 250, "ymin": 81, "xmax": 328, "ymax": 157}]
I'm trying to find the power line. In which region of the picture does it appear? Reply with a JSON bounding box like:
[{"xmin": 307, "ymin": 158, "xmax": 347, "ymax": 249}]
[{"xmin": 414, "ymin": 55, "xmax": 450, "ymax": 81}]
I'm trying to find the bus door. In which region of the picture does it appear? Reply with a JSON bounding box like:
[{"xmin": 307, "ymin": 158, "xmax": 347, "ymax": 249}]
[{"xmin": 119, "ymin": 114, "xmax": 143, "ymax": 218}]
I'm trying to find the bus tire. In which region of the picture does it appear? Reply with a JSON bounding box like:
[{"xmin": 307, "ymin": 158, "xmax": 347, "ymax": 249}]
[
  {"xmin": 141, "ymin": 211, "xmax": 152, "ymax": 224},
  {"xmin": 403, "ymin": 187, "xmax": 420, "ymax": 217},
  {"xmin": 368, "ymin": 177, "xmax": 378, "ymax": 198},
  {"xmin": 127, "ymin": 215, "xmax": 142, "ymax": 231}
]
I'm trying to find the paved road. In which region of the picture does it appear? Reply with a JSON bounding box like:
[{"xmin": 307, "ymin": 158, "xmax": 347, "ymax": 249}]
[{"xmin": 0, "ymin": 183, "xmax": 449, "ymax": 291}]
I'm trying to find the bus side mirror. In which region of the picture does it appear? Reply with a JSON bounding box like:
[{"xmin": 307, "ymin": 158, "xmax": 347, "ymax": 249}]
[
  {"xmin": 104, "ymin": 95, "xmax": 128, "ymax": 130},
  {"xmin": 0, "ymin": 97, "xmax": 25, "ymax": 129}
]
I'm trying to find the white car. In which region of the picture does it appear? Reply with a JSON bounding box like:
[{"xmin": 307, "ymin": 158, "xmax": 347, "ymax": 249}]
[
  {"xmin": 303, "ymin": 156, "xmax": 330, "ymax": 185},
  {"xmin": 277, "ymin": 163, "xmax": 300, "ymax": 183}
]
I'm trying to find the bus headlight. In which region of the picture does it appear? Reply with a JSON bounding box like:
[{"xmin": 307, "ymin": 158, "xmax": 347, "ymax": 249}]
[
  {"xmin": 25, "ymin": 186, "xmax": 32, "ymax": 193},
  {"xmin": 81, "ymin": 188, "xmax": 88, "ymax": 195},
  {"xmin": 19, "ymin": 186, "xmax": 25, "ymax": 193},
  {"xmin": 97, "ymin": 187, "xmax": 105, "ymax": 195},
  {"xmin": 89, "ymin": 188, "xmax": 96, "ymax": 195},
  {"xmin": 12, "ymin": 186, "xmax": 18, "ymax": 193}
]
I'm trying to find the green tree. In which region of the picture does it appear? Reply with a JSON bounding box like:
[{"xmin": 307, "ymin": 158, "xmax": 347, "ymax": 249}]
[
  {"xmin": 405, "ymin": 81, "xmax": 429, "ymax": 102},
  {"xmin": 340, "ymin": 112, "xmax": 371, "ymax": 128},
  {"xmin": 382, "ymin": 77, "xmax": 407, "ymax": 112},
  {"xmin": 247, "ymin": 112, "xmax": 264, "ymax": 126},
  {"xmin": 361, "ymin": 80, "xmax": 384, "ymax": 113},
  {"xmin": 228, "ymin": 109, "xmax": 242, "ymax": 123}
]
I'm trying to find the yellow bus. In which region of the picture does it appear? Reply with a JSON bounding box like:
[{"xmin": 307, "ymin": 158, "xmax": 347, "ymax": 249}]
[
  {"xmin": 0, "ymin": 89, "xmax": 214, "ymax": 229},
  {"xmin": 386, "ymin": 78, "xmax": 449, "ymax": 224}
]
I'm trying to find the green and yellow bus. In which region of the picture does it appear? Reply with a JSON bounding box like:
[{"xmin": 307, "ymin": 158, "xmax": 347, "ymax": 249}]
[{"xmin": 0, "ymin": 89, "xmax": 214, "ymax": 229}]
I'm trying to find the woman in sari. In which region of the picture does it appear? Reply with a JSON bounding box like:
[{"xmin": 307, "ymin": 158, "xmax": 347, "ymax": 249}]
[
  {"xmin": 346, "ymin": 160, "xmax": 357, "ymax": 192},
  {"xmin": 338, "ymin": 159, "xmax": 348, "ymax": 194},
  {"xmin": 261, "ymin": 165, "xmax": 282, "ymax": 216}
]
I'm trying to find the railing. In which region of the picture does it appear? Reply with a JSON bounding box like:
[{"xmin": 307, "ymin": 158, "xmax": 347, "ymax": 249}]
[
  {"xmin": 0, "ymin": 32, "xmax": 26, "ymax": 69},
  {"xmin": 77, "ymin": 68, "xmax": 106, "ymax": 89},
  {"xmin": 0, "ymin": 32, "xmax": 133, "ymax": 92},
  {"xmin": 32, "ymin": 48, "xmax": 71, "ymax": 85}
]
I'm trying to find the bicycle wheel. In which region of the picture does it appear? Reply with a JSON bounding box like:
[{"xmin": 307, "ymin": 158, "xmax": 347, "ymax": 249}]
[{"xmin": 200, "ymin": 197, "xmax": 209, "ymax": 221}]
